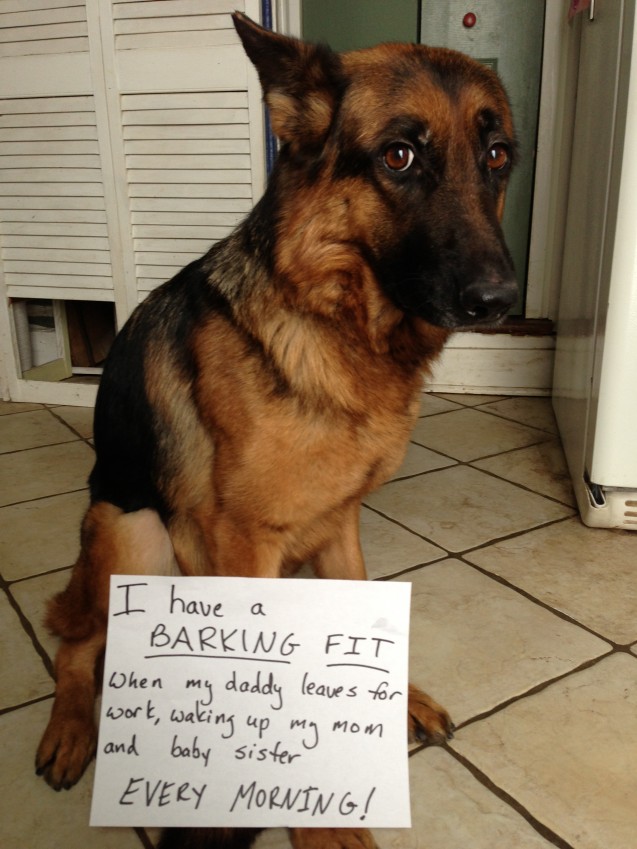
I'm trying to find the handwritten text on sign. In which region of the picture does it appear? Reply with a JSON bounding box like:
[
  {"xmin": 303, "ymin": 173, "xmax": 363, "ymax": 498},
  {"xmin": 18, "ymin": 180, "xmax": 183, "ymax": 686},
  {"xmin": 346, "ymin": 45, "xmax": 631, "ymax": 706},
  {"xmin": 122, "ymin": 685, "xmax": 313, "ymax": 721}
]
[{"xmin": 90, "ymin": 576, "xmax": 412, "ymax": 828}]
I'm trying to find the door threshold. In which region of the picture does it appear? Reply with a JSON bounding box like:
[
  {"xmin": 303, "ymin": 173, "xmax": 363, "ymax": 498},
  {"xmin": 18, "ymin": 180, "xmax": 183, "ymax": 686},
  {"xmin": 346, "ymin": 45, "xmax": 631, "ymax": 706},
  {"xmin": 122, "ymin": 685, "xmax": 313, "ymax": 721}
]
[{"xmin": 471, "ymin": 317, "xmax": 555, "ymax": 336}]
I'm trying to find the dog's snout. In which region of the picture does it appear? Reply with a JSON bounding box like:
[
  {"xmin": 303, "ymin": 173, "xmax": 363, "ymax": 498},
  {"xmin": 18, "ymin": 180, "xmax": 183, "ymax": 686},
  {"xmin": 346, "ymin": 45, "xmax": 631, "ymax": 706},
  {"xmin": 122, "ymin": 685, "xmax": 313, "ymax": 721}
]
[{"xmin": 460, "ymin": 274, "xmax": 518, "ymax": 323}]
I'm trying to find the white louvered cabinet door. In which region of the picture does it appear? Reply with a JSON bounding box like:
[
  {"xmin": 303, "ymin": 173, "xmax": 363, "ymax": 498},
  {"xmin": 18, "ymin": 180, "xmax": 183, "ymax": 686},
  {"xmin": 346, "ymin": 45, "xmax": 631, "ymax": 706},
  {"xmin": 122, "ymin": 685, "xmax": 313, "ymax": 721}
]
[
  {"xmin": 0, "ymin": 95, "xmax": 113, "ymax": 302},
  {"xmin": 108, "ymin": 0, "xmax": 266, "ymax": 303},
  {"xmin": 0, "ymin": 0, "xmax": 266, "ymax": 403},
  {"xmin": 0, "ymin": 0, "xmax": 116, "ymax": 401}
]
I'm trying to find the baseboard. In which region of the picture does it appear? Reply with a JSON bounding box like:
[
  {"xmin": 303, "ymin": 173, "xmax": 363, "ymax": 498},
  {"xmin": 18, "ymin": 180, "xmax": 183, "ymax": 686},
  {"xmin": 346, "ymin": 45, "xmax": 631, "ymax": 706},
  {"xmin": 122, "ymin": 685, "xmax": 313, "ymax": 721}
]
[
  {"xmin": 427, "ymin": 330, "xmax": 556, "ymax": 396},
  {"xmin": 9, "ymin": 378, "xmax": 98, "ymax": 407}
]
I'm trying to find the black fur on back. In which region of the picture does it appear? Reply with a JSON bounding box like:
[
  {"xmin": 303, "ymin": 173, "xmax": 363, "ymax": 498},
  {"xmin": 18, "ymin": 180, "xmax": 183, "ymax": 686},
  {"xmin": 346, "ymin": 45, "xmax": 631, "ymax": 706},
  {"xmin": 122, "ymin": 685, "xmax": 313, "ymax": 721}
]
[{"xmin": 88, "ymin": 256, "xmax": 230, "ymax": 518}]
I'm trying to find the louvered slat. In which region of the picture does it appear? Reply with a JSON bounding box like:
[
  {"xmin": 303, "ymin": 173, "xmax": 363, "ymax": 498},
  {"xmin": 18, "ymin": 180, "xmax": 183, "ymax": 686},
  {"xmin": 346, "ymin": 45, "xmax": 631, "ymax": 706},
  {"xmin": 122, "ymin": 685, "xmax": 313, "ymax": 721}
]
[
  {"xmin": 123, "ymin": 90, "xmax": 254, "ymax": 294},
  {"xmin": 129, "ymin": 197, "xmax": 252, "ymax": 213},
  {"xmin": 0, "ymin": 94, "xmax": 113, "ymax": 298},
  {"xmin": 0, "ymin": 1, "xmax": 87, "ymax": 55},
  {"xmin": 113, "ymin": 0, "xmax": 243, "ymax": 51},
  {"xmin": 114, "ymin": 0, "xmax": 240, "ymax": 17},
  {"xmin": 0, "ymin": 0, "xmax": 83, "ymax": 12},
  {"xmin": 0, "ymin": 37, "xmax": 89, "ymax": 57}
]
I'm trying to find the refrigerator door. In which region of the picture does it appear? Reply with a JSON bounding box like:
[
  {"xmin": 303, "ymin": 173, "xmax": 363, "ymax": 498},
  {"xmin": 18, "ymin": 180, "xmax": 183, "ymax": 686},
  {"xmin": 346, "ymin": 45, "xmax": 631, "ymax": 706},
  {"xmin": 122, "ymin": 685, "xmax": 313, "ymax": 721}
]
[
  {"xmin": 587, "ymin": 13, "xmax": 637, "ymax": 490},
  {"xmin": 553, "ymin": 0, "xmax": 637, "ymax": 529}
]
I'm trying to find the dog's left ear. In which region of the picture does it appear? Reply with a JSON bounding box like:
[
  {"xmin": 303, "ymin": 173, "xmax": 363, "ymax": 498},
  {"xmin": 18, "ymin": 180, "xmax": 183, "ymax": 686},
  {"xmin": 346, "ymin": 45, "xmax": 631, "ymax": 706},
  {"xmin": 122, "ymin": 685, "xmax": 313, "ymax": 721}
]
[{"xmin": 233, "ymin": 12, "xmax": 343, "ymax": 152}]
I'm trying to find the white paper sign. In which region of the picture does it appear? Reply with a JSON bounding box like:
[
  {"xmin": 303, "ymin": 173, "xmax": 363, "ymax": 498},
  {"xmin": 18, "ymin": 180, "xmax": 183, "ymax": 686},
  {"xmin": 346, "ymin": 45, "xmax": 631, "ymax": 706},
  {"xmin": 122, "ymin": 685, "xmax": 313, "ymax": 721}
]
[{"xmin": 90, "ymin": 576, "xmax": 412, "ymax": 829}]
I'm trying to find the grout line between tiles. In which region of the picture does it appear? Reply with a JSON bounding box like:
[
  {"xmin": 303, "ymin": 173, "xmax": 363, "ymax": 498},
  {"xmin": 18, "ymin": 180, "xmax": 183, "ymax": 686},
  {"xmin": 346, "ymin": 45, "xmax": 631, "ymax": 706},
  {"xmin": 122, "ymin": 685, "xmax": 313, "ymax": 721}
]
[
  {"xmin": 0, "ymin": 485, "xmax": 90, "ymax": 511},
  {"xmin": 0, "ymin": 692, "xmax": 53, "ymax": 719},
  {"xmin": 361, "ymin": 501, "xmax": 447, "ymax": 554},
  {"xmin": 458, "ymin": 511, "xmax": 576, "ymax": 552},
  {"xmin": 406, "ymin": 438, "xmax": 462, "ymax": 464},
  {"xmin": 426, "ymin": 434, "xmax": 557, "ymax": 466},
  {"xmin": 2, "ymin": 580, "xmax": 55, "ymax": 680},
  {"xmin": 363, "ymin": 497, "xmax": 577, "ymax": 567},
  {"xmin": 8, "ymin": 562, "xmax": 75, "ymax": 587},
  {"xmin": 416, "ymin": 408, "xmax": 462, "ymax": 420},
  {"xmin": 134, "ymin": 827, "xmax": 155, "ymax": 849},
  {"xmin": 470, "ymin": 404, "xmax": 560, "ymax": 435},
  {"xmin": 451, "ymin": 650, "xmax": 616, "ymax": 737},
  {"xmin": 46, "ymin": 407, "xmax": 95, "ymax": 444},
  {"xmin": 465, "ymin": 456, "xmax": 577, "ymax": 509},
  {"xmin": 443, "ymin": 744, "xmax": 577, "ymax": 849},
  {"xmin": 0, "ymin": 407, "xmax": 46, "ymax": 421},
  {"xmin": 373, "ymin": 554, "xmax": 448, "ymax": 582},
  {"xmin": 0, "ymin": 437, "xmax": 87, "ymax": 458},
  {"xmin": 465, "ymin": 408, "xmax": 558, "ymax": 439},
  {"xmin": 389, "ymin": 445, "xmax": 576, "ymax": 513},
  {"xmin": 417, "ymin": 398, "xmax": 558, "ymax": 438},
  {"xmin": 458, "ymin": 548, "xmax": 618, "ymax": 646}
]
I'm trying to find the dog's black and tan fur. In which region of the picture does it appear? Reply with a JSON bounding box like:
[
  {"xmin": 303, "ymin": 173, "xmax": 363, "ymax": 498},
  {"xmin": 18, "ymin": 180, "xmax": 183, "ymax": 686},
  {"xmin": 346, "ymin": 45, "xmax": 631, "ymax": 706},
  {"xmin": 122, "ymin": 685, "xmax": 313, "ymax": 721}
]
[{"xmin": 35, "ymin": 13, "xmax": 517, "ymax": 849}]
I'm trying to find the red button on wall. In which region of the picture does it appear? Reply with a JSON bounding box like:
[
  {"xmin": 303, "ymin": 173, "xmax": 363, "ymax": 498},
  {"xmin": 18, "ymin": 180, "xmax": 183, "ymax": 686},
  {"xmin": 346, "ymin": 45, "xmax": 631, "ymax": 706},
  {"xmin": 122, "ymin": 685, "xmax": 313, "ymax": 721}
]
[{"xmin": 463, "ymin": 12, "xmax": 477, "ymax": 28}]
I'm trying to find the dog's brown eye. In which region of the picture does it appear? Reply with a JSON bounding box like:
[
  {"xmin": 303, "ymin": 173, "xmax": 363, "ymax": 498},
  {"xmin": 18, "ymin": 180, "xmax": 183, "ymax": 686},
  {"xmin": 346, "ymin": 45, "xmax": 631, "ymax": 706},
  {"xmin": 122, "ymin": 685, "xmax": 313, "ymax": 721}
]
[
  {"xmin": 487, "ymin": 143, "xmax": 509, "ymax": 170},
  {"xmin": 383, "ymin": 143, "xmax": 415, "ymax": 172}
]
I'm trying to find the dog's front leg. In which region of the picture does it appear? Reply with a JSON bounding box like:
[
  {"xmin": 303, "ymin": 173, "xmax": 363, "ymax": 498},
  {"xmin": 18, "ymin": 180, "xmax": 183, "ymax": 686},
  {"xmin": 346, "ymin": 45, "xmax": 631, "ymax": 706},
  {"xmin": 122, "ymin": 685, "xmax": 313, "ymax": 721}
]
[
  {"xmin": 312, "ymin": 501, "xmax": 454, "ymax": 747},
  {"xmin": 36, "ymin": 628, "xmax": 105, "ymax": 789},
  {"xmin": 37, "ymin": 503, "xmax": 176, "ymax": 789},
  {"xmin": 312, "ymin": 501, "xmax": 367, "ymax": 581},
  {"xmin": 180, "ymin": 505, "xmax": 288, "ymax": 579}
]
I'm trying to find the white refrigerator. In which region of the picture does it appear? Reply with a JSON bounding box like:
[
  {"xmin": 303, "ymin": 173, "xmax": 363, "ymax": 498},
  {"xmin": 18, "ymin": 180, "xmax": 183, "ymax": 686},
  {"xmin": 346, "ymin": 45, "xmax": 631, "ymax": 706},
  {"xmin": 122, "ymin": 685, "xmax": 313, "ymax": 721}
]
[{"xmin": 553, "ymin": 0, "xmax": 637, "ymax": 530}]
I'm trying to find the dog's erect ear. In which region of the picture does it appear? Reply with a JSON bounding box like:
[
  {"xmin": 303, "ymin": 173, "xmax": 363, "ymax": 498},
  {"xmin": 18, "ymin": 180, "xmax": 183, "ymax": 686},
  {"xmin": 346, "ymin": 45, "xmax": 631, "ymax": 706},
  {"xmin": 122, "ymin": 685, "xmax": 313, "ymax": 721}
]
[{"xmin": 233, "ymin": 12, "xmax": 343, "ymax": 151}]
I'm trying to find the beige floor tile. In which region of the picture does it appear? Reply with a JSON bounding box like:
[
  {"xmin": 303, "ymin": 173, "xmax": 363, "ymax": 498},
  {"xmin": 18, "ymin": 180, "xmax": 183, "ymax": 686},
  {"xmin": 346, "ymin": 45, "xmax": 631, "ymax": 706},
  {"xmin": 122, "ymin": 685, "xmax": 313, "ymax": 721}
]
[
  {"xmin": 418, "ymin": 394, "xmax": 462, "ymax": 416},
  {"xmin": 472, "ymin": 439, "xmax": 576, "ymax": 506},
  {"xmin": 0, "ymin": 400, "xmax": 44, "ymax": 416},
  {"xmin": 252, "ymin": 748, "xmax": 556, "ymax": 849},
  {"xmin": 51, "ymin": 405, "xmax": 94, "ymax": 439},
  {"xmin": 365, "ymin": 466, "xmax": 573, "ymax": 552},
  {"xmin": 0, "ymin": 491, "xmax": 87, "ymax": 581},
  {"xmin": 12, "ymin": 569, "xmax": 71, "ymax": 663},
  {"xmin": 453, "ymin": 653, "xmax": 637, "ymax": 849},
  {"xmin": 395, "ymin": 560, "xmax": 608, "ymax": 726},
  {"xmin": 253, "ymin": 829, "xmax": 290, "ymax": 848},
  {"xmin": 0, "ymin": 441, "xmax": 94, "ymax": 506},
  {"xmin": 466, "ymin": 517, "xmax": 637, "ymax": 644},
  {"xmin": 410, "ymin": 408, "xmax": 550, "ymax": 462},
  {"xmin": 376, "ymin": 747, "xmax": 555, "ymax": 848},
  {"xmin": 360, "ymin": 506, "xmax": 445, "ymax": 579},
  {"xmin": 391, "ymin": 442, "xmax": 456, "ymax": 480},
  {"xmin": 476, "ymin": 397, "xmax": 558, "ymax": 433},
  {"xmin": 0, "ymin": 593, "xmax": 53, "ymax": 709},
  {"xmin": 0, "ymin": 700, "xmax": 143, "ymax": 849},
  {"xmin": 0, "ymin": 409, "xmax": 78, "ymax": 454}
]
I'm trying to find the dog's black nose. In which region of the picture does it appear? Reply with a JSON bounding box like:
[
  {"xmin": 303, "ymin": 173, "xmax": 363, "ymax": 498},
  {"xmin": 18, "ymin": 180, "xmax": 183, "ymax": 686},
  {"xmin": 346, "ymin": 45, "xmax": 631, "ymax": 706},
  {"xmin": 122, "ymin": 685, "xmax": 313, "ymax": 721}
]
[{"xmin": 460, "ymin": 275, "xmax": 518, "ymax": 322}]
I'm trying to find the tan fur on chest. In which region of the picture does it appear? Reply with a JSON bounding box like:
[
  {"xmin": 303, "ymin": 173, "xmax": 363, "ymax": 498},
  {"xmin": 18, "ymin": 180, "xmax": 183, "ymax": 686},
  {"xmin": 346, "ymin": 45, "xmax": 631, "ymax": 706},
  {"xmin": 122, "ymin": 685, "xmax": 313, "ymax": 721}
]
[{"xmin": 191, "ymin": 313, "xmax": 420, "ymax": 544}]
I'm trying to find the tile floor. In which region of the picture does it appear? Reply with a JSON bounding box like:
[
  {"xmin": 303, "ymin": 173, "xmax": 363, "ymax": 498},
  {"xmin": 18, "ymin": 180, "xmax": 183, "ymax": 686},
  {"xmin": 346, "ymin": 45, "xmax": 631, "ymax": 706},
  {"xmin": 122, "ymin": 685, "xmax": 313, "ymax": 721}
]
[{"xmin": 1, "ymin": 394, "xmax": 636, "ymax": 849}]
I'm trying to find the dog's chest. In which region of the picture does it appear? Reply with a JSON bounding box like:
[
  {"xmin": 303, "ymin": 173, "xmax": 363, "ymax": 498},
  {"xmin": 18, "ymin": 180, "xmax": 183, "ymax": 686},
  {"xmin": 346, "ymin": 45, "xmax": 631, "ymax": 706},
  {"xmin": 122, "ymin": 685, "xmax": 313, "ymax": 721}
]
[
  {"xmin": 193, "ymin": 313, "xmax": 421, "ymax": 524},
  {"xmin": 228, "ymin": 395, "xmax": 417, "ymax": 522}
]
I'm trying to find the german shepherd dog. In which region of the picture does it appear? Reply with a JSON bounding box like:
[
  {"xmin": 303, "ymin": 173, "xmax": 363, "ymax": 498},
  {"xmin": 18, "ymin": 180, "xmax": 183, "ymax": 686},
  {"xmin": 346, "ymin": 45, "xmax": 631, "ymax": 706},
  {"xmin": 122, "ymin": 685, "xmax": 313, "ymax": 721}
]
[{"xmin": 36, "ymin": 13, "xmax": 517, "ymax": 849}]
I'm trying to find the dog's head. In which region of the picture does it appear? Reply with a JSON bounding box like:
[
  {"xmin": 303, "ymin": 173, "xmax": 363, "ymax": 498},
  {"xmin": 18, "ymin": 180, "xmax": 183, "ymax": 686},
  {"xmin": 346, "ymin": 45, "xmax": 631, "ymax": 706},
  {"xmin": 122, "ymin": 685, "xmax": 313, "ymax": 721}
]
[{"xmin": 234, "ymin": 13, "xmax": 518, "ymax": 332}]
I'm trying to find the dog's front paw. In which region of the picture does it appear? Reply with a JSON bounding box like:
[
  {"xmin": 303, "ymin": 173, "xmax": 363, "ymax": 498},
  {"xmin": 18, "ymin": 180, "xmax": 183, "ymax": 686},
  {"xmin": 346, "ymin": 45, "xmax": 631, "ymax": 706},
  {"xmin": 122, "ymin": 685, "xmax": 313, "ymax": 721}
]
[
  {"xmin": 408, "ymin": 683, "xmax": 454, "ymax": 744},
  {"xmin": 35, "ymin": 714, "xmax": 97, "ymax": 790},
  {"xmin": 290, "ymin": 827, "xmax": 378, "ymax": 849}
]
